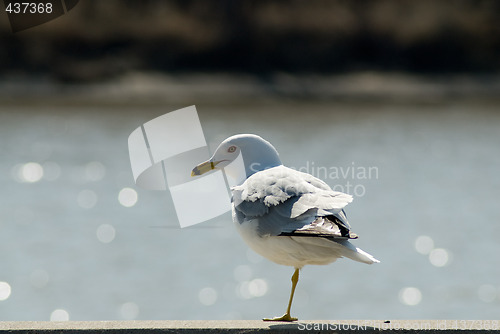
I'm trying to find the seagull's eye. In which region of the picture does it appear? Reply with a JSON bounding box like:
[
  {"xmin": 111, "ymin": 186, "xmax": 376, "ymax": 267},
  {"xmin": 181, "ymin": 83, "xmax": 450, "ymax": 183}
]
[{"xmin": 227, "ymin": 146, "xmax": 237, "ymax": 153}]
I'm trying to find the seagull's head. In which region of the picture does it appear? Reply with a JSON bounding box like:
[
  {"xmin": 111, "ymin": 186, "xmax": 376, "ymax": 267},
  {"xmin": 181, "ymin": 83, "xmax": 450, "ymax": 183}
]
[{"xmin": 191, "ymin": 134, "xmax": 282, "ymax": 179}]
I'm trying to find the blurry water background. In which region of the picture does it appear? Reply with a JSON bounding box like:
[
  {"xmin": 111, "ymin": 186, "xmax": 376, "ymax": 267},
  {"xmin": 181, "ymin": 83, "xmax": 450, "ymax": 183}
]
[
  {"xmin": 1, "ymin": 0, "xmax": 500, "ymax": 322},
  {"xmin": 0, "ymin": 86, "xmax": 499, "ymax": 320}
]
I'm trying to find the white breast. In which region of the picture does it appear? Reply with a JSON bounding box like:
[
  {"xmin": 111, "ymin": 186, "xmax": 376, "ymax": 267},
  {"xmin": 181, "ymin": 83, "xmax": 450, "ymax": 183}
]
[{"xmin": 234, "ymin": 217, "xmax": 345, "ymax": 268}]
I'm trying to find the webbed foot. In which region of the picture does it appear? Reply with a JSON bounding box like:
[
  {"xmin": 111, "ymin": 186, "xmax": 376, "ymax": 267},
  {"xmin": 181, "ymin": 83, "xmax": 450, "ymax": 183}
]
[{"xmin": 263, "ymin": 313, "xmax": 298, "ymax": 322}]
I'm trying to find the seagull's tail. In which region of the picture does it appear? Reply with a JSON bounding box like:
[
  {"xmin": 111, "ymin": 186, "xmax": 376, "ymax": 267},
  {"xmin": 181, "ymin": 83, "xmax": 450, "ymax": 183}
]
[{"xmin": 337, "ymin": 240, "xmax": 380, "ymax": 264}]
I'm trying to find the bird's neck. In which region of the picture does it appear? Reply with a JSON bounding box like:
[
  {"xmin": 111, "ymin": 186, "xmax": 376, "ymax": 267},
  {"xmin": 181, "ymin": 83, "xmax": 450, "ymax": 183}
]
[{"xmin": 242, "ymin": 148, "xmax": 282, "ymax": 178}]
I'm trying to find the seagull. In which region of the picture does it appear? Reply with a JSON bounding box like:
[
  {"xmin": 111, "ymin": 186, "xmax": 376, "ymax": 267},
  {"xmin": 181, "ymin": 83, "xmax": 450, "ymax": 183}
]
[{"xmin": 191, "ymin": 134, "xmax": 379, "ymax": 321}]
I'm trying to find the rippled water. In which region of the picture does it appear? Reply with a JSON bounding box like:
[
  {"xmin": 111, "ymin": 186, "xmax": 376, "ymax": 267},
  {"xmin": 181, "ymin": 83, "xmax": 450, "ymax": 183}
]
[{"xmin": 0, "ymin": 99, "xmax": 499, "ymax": 320}]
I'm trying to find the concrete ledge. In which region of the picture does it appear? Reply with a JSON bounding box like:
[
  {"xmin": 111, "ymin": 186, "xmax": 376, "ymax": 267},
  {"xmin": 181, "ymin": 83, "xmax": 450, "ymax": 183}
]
[{"xmin": 1, "ymin": 320, "xmax": 499, "ymax": 333}]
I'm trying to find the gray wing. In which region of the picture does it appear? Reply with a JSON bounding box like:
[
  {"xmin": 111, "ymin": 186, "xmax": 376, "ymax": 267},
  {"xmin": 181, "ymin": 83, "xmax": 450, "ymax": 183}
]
[{"xmin": 232, "ymin": 166, "xmax": 357, "ymax": 238}]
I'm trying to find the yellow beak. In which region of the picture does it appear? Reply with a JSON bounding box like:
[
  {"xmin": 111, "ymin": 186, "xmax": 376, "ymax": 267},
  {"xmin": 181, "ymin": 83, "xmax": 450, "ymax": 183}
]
[{"xmin": 191, "ymin": 160, "xmax": 218, "ymax": 177}]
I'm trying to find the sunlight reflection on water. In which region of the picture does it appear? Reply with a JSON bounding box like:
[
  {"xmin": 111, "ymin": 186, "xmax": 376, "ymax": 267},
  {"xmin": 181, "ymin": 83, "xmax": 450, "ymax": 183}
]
[{"xmin": 0, "ymin": 101, "xmax": 499, "ymax": 320}]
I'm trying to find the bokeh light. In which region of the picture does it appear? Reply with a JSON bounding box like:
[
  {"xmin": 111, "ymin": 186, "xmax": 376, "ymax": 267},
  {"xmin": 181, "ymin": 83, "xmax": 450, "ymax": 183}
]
[
  {"xmin": 50, "ymin": 309, "xmax": 69, "ymax": 321},
  {"xmin": 198, "ymin": 287, "xmax": 218, "ymax": 306},
  {"xmin": 247, "ymin": 278, "xmax": 268, "ymax": 297},
  {"xmin": 96, "ymin": 224, "xmax": 116, "ymax": 243},
  {"xmin": 399, "ymin": 287, "xmax": 422, "ymax": 306},
  {"xmin": 414, "ymin": 235, "xmax": 434, "ymax": 255},
  {"xmin": 0, "ymin": 281, "xmax": 12, "ymax": 301},
  {"xmin": 21, "ymin": 162, "xmax": 44, "ymax": 183},
  {"xmin": 429, "ymin": 248, "xmax": 451, "ymax": 267},
  {"xmin": 233, "ymin": 265, "xmax": 252, "ymax": 282},
  {"xmin": 236, "ymin": 278, "xmax": 268, "ymax": 299},
  {"xmin": 11, "ymin": 163, "xmax": 45, "ymax": 183},
  {"xmin": 118, "ymin": 188, "xmax": 138, "ymax": 207}
]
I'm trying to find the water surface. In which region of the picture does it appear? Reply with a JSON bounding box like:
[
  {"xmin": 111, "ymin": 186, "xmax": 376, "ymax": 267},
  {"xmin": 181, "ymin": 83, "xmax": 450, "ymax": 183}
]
[{"xmin": 0, "ymin": 99, "xmax": 499, "ymax": 320}]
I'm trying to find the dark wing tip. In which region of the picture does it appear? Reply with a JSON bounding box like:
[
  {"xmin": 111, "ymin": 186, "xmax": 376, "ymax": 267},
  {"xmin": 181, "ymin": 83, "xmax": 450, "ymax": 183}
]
[{"xmin": 279, "ymin": 215, "xmax": 359, "ymax": 240}]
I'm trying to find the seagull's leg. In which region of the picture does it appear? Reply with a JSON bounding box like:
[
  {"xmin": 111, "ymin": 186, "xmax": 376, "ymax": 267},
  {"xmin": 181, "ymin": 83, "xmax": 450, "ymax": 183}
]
[{"xmin": 263, "ymin": 267, "xmax": 299, "ymax": 322}]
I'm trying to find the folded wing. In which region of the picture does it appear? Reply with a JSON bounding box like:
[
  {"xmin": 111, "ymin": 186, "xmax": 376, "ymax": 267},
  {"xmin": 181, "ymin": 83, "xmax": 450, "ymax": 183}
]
[{"xmin": 232, "ymin": 165, "xmax": 356, "ymax": 238}]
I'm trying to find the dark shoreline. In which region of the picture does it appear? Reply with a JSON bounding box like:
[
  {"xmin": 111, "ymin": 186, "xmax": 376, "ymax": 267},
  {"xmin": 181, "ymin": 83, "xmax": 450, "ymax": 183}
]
[
  {"xmin": 1, "ymin": 72, "xmax": 500, "ymax": 107},
  {"xmin": 1, "ymin": 0, "xmax": 499, "ymax": 82}
]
